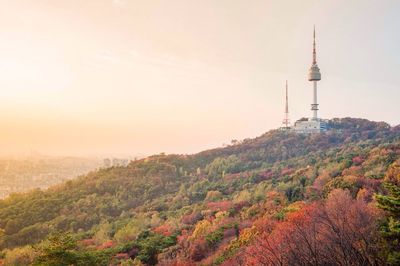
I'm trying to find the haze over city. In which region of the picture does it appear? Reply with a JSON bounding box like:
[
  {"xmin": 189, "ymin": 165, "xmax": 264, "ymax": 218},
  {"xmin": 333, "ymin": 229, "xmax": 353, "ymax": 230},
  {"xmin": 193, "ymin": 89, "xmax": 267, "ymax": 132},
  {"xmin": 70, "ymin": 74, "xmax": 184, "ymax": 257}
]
[{"xmin": 0, "ymin": 0, "xmax": 399, "ymax": 156}]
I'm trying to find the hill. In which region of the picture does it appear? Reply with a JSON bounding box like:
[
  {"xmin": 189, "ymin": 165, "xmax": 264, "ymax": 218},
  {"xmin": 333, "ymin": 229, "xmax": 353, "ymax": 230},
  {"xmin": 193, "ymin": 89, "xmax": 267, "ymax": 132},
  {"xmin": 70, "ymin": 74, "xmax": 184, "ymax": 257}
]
[{"xmin": 0, "ymin": 118, "xmax": 399, "ymax": 265}]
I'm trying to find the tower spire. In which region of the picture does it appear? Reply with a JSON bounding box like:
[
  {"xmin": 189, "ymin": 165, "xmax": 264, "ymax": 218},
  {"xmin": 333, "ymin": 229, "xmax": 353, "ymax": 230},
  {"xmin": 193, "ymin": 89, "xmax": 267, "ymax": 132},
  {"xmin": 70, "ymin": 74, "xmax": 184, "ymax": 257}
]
[{"xmin": 313, "ymin": 25, "xmax": 317, "ymax": 65}]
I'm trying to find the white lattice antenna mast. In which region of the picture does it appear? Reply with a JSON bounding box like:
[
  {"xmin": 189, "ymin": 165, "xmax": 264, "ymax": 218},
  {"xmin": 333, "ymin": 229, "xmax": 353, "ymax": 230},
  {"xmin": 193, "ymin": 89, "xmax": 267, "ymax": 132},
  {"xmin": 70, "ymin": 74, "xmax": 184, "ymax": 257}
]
[{"xmin": 282, "ymin": 80, "xmax": 290, "ymax": 128}]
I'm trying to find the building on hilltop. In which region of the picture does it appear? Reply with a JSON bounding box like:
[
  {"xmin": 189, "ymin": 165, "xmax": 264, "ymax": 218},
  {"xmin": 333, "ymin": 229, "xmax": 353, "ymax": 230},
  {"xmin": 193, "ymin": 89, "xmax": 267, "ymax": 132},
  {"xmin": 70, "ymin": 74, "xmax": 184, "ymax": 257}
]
[
  {"xmin": 292, "ymin": 26, "xmax": 327, "ymax": 134},
  {"xmin": 293, "ymin": 117, "xmax": 327, "ymax": 134}
]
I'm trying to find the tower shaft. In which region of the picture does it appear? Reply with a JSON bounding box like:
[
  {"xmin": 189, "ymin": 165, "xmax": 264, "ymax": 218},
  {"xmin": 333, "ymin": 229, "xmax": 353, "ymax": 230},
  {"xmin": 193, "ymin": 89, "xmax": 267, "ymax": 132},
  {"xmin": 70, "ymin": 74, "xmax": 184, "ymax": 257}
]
[{"xmin": 311, "ymin": 81, "xmax": 318, "ymax": 119}]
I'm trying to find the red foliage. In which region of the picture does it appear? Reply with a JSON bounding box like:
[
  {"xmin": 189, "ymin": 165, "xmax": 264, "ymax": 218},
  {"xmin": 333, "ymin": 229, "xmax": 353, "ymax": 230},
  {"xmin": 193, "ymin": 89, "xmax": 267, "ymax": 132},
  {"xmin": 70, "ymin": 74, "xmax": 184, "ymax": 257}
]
[
  {"xmin": 159, "ymin": 258, "xmax": 196, "ymax": 266},
  {"xmin": 223, "ymin": 227, "xmax": 237, "ymax": 239},
  {"xmin": 181, "ymin": 212, "xmax": 202, "ymax": 225},
  {"xmin": 241, "ymin": 189, "xmax": 383, "ymax": 265},
  {"xmin": 357, "ymin": 176, "xmax": 381, "ymax": 188},
  {"xmin": 206, "ymin": 201, "xmax": 233, "ymax": 212},
  {"xmin": 221, "ymin": 249, "xmax": 246, "ymax": 266},
  {"xmin": 312, "ymin": 175, "xmax": 328, "ymax": 191},
  {"xmin": 189, "ymin": 239, "xmax": 209, "ymax": 261},
  {"xmin": 153, "ymin": 223, "xmax": 173, "ymax": 236},
  {"xmin": 280, "ymin": 168, "xmax": 294, "ymax": 176},
  {"xmin": 261, "ymin": 191, "xmax": 286, "ymax": 215},
  {"xmin": 213, "ymin": 217, "xmax": 235, "ymax": 228},
  {"xmin": 352, "ymin": 156, "xmax": 364, "ymax": 165},
  {"xmin": 223, "ymin": 173, "xmax": 243, "ymax": 181},
  {"xmin": 257, "ymin": 170, "xmax": 275, "ymax": 181},
  {"xmin": 177, "ymin": 229, "xmax": 190, "ymax": 249},
  {"xmin": 233, "ymin": 201, "xmax": 250, "ymax": 212},
  {"xmin": 253, "ymin": 217, "xmax": 277, "ymax": 233},
  {"xmin": 238, "ymin": 220, "xmax": 253, "ymax": 230},
  {"xmin": 127, "ymin": 247, "xmax": 139, "ymax": 258}
]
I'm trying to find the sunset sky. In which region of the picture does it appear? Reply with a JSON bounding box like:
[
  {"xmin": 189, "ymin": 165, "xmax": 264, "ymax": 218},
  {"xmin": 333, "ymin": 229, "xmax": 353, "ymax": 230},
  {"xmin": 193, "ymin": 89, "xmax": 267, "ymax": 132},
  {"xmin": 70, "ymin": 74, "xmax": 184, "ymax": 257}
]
[{"xmin": 0, "ymin": 0, "xmax": 399, "ymax": 156}]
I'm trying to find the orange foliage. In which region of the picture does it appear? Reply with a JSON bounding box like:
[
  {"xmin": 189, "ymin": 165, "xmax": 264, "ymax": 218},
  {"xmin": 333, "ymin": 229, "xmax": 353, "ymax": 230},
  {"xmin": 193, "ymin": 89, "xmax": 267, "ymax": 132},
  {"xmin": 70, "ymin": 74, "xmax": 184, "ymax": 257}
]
[
  {"xmin": 153, "ymin": 223, "xmax": 173, "ymax": 236},
  {"xmin": 342, "ymin": 165, "xmax": 363, "ymax": 176},
  {"xmin": 114, "ymin": 253, "xmax": 129, "ymax": 260},
  {"xmin": 96, "ymin": 240, "xmax": 114, "ymax": 250},
  {"xmin": 78, "ymin": 238, "xmax": 96, "ymax": 247}
]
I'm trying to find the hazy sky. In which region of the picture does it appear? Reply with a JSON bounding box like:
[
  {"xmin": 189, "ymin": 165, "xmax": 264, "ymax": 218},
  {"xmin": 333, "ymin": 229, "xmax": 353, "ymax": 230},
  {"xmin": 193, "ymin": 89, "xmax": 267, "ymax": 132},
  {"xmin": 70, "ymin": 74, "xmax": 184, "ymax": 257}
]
[{"xmin": 0, "ymin": 0, "xmax": 399, "ymax": 156}]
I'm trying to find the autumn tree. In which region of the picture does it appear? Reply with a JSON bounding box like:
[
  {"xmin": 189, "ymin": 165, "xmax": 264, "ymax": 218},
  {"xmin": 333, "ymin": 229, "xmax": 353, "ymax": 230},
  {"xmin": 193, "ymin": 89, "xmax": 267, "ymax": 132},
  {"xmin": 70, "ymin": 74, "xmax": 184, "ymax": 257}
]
[{"xmin": 243, "ymin": 189, "xmax": 383, "ymax": 266}]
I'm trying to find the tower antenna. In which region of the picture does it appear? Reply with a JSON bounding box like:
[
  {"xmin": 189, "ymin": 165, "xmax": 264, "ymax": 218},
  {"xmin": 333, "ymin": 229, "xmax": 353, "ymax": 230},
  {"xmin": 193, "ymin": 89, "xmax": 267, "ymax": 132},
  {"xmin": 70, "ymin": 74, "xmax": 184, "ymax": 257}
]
[
  {"xmin": 313, "ymin": 25, "xmax": 317, "ymax": 65},
  {"xmin": 282, "ymin": 80, "xmax": 290, "ymax": 129}
]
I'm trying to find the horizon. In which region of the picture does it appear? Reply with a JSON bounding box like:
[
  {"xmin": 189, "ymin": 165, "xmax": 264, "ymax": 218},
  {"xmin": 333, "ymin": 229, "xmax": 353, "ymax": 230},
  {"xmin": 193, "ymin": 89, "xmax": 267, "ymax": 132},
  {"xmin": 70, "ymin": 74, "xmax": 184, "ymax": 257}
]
[
  {"xmin": 0, "ymin": 116, "xmax": 397, "ymax": 158},
  {"xmin": 0, "ymin": 0, "xmax": 399, "ymax": 156}
]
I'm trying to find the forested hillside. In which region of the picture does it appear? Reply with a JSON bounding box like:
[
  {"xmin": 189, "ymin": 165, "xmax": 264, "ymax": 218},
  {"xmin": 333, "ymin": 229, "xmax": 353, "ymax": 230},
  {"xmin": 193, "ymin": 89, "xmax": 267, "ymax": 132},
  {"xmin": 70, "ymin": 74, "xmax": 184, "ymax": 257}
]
[{"xmin": 0, "ymin": 118, "xmax": 399, "ymax": 265}]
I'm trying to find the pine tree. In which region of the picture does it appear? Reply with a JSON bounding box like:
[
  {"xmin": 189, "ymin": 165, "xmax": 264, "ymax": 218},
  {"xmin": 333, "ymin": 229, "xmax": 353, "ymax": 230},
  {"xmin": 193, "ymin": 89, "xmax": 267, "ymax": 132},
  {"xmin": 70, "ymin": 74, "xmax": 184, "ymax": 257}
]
[{"xmin": 376, "ymin": 161, "xmax": 400, "ymax": 265}]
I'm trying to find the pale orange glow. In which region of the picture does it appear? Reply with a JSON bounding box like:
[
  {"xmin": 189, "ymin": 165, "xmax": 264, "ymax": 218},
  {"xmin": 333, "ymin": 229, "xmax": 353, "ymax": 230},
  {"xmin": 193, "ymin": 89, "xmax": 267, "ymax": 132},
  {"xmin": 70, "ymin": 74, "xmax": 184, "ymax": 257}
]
[{"xmin": 0, "ymin": 0, "xmax": 398, "ymax": 156}]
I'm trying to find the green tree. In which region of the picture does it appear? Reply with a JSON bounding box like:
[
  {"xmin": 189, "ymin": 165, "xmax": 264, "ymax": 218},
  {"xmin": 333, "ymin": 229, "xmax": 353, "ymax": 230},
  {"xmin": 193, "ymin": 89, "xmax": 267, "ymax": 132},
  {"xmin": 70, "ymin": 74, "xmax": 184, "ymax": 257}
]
[
  {"xmin": 135, "ymin": 230, "xmax": 177, "ymax": 265},
  {"xmin": 34, "ymin": 233, "xmax": 79, "ymax": 266},
  {"xmin": 33, "ymin": 233, "xmax": 102, "ymax": 266},
  {"xmin": 376, "ymin": 161, "xmax": 400, "ymax": 265}
]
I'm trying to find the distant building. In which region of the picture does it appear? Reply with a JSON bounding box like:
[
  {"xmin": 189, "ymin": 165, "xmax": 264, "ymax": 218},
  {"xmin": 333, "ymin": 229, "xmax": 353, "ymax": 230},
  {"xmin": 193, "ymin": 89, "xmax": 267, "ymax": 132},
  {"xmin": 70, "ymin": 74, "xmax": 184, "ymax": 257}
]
[{"xmin": 293, "ymin": 27, "xmax": 327, "ymax": 134}]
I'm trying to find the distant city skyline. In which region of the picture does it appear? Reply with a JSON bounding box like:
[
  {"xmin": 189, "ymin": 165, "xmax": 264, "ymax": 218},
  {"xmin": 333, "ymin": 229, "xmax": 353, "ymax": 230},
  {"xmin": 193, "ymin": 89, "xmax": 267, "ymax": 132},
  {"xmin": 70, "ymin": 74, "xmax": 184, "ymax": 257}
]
[{"xmin": 0, "ymin": 0, "xmax": 399, "ymax": 156}]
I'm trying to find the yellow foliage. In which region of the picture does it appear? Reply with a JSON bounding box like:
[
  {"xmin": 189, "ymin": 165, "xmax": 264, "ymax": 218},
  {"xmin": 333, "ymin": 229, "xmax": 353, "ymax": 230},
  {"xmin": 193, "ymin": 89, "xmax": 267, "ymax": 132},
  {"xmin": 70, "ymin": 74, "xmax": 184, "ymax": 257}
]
[
  {"xmin": 343, "ymin": 175, "xmax": 358, "ymax": 184},
  {"xmin": 233, "ymin": 190, "xmax": 251, "ymax": 203},
  {"xmin": 93, "ymin": 221, "xmax": 112, "ymax": 245},
  {"xmin": 214, "ymin": 211, "xmax": 229, "ymax": 222},
  {"xmin": 190, "ymin": 219, "xmax": 212, "ymax": 240},
  {"xmin": 285, "ymin": 201, "xmax": 306, "ymax": 213},
  {"xmin": 150, "ymin": 212, "xmax": 162, "ymax": 227},
  {"xmin": 114, "ymin": 214, "xmax": 150, "ymax": 245},
  {"xmin": 205, "ymin": 190, "xmax": 223, "ymax": 202},
  {"xmin": 384, "ymin": 160, "xmax": 400, "ymax": 186},
  {"xmin": 237, "ymin": 226, "xmax": 258, "ymax": 245},
  {"xmin": 4, "ymin": 246, "xmax": 36, "ymax": 266},
  {"xmin": 227, "ymin": 226, "xmax": 258, "ymax": 250}
]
